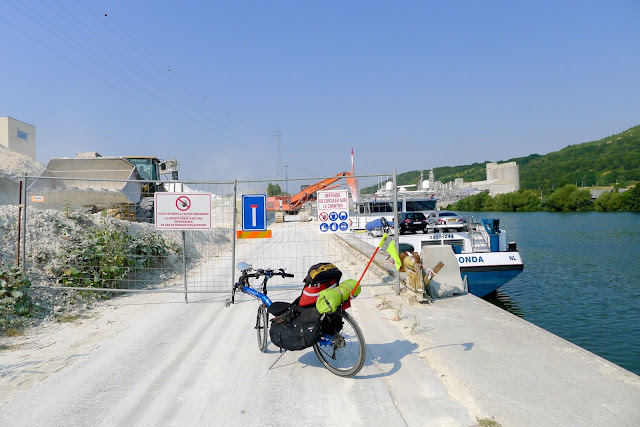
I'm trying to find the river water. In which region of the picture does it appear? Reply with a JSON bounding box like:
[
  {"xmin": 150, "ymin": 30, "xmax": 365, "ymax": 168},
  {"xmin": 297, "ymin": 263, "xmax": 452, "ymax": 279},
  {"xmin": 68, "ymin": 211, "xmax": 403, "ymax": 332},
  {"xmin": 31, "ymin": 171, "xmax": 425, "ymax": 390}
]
[{"xmin": 460, "ymin": 211, "xmax": 640, "ymax": 376}]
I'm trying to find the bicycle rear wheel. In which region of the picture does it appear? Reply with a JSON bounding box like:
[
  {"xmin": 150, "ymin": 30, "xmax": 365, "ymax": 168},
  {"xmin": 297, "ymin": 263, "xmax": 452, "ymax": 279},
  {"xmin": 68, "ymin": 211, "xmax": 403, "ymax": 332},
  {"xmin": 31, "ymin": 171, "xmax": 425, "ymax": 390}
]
[
  {"xmin": 313, "ymin": 311, "xmax": 366, "ymax": 377},
  {"xmin": 256, "ymin": 304, "xmax": 268, "ymax": 352}
]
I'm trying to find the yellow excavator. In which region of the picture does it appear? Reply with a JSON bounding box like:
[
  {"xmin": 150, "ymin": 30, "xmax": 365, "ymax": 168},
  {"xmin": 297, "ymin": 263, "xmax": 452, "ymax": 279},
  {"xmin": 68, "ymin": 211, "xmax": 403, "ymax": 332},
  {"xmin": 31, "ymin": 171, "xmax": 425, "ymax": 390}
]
[{"xmin": 28, "ymin": 152, "xmax": 178, "ymax": 222}]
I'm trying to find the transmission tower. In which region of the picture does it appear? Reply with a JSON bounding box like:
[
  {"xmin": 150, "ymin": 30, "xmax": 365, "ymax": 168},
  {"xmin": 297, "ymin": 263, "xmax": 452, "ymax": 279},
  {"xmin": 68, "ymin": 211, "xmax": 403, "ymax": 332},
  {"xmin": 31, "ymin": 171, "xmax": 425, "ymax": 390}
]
[{"xmin": 274, "ymin": 127, "xmax": 283, "ymax": 179}]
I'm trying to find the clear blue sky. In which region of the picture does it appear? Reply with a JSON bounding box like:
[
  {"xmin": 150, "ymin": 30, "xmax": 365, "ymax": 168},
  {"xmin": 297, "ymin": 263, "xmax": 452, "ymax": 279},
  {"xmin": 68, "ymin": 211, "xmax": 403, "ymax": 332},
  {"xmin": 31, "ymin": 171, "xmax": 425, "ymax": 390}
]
[{"xmin": 1, "ymin": 1, "xmax": 639, "ymax": 182}]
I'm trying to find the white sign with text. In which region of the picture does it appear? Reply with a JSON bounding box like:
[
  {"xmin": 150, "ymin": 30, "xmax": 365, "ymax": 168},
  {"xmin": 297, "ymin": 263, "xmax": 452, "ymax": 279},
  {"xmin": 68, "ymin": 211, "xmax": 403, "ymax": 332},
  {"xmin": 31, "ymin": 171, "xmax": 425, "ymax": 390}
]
[
  {"xmin": 317, "ymin": 189, "xmax": 350, "ymax": 233},
  {"xmin": 155, "ymin": 193, "xmax": 212, "ymax": 230}
]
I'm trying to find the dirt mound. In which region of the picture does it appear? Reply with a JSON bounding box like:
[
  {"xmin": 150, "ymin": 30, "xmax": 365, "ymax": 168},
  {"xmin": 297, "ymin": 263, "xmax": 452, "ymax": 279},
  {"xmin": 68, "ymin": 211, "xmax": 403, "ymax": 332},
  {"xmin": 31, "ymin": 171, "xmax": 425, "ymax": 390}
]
[{"xmin": 0, "ymin": 147, "xmax": 45, "ymax": 206}]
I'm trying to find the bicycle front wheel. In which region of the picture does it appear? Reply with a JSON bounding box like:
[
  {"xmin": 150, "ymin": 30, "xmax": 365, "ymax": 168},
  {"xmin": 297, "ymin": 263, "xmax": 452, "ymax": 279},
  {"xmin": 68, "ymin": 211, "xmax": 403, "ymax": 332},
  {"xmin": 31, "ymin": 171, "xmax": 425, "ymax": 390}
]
[
  {"xmin": 313, "ymin": 311, "xmax": 366, "ymax": 377},
  {"xmin": 256, "ymin": 304, "xmax": 268, "ymax": 352}
]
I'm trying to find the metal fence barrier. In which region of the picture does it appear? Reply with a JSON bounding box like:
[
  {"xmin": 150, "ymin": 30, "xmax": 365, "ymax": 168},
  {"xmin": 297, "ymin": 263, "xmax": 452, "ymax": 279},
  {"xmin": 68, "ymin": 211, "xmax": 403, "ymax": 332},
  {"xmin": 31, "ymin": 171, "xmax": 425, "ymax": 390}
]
[{"xmin": 14, "ymin": 172, "xmax": 402, "ymax": 299}]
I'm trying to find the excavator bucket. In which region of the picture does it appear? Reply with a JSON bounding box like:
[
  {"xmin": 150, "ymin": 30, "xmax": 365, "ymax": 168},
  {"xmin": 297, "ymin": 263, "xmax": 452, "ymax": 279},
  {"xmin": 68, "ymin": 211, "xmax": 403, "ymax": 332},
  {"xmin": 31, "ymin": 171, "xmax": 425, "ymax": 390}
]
[{"xmin": 28, "ymin": 157, "xmax": 143, "ymax": 210}]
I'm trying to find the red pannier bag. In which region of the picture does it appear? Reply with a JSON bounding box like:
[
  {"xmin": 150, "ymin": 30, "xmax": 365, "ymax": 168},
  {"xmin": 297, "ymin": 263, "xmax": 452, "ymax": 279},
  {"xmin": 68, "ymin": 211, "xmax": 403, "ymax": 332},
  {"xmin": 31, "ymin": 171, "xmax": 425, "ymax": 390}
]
[
  {"xmin": 299, "ymin": 279, "xmax": 338, "ymax": 307},
  {"xmin": 299, "ymin": 262, "xmax": 343, "ymax": 307}
]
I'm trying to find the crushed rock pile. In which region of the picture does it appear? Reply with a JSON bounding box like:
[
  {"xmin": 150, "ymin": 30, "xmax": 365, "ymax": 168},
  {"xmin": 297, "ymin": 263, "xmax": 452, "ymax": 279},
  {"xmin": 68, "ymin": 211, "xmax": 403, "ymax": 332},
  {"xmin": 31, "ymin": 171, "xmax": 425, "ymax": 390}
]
[
  {"xmin": 0, "ymin": 146, "xmax": 45, "ymax": 206},
  {"xmin": 0, "ymin": 204, "xmax": 233, "ymax": 327}
]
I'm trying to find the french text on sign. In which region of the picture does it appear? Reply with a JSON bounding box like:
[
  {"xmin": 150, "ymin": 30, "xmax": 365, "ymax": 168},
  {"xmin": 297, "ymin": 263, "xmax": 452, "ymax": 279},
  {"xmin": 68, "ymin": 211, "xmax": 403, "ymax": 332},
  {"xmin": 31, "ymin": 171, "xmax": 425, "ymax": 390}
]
[
  {"xmin": 155, "ymin": 193, "xmax": 212, "ymax": 230},
  {"xmin": 317, "ymin": 189, "xmax": 350, "ymax": 233}
]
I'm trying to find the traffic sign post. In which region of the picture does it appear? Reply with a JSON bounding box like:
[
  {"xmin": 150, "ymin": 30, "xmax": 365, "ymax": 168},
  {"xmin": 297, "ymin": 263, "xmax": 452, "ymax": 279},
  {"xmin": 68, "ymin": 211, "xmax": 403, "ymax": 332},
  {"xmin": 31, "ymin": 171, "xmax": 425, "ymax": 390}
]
[
  {"xmin": 317, "ymin": 189, "xmax": 350, "ymax": 233},
  {"xmin": 242, "ymin": 194, "xmax": 267, "ymax": 231}
]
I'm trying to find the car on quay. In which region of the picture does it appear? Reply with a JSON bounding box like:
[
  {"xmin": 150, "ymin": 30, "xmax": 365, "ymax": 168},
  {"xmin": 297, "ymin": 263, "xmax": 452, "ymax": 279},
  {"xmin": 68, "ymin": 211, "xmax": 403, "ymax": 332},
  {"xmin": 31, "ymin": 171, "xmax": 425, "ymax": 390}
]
[
  {"xmin": 397, "ymin": 212, "xmax": 428, "ymax": 234},
  {"xmin": 426, "ymin": 211, "xmax": 466, "ymax": 231}
]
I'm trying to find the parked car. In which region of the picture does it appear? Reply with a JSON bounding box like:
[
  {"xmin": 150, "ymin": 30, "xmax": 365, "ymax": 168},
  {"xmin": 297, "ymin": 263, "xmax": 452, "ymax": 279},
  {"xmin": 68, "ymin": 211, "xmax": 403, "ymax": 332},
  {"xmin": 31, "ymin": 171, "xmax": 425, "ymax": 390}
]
[
  {"xmin": 426, "ymin": 211, "xmax": 465, "ymax": 231},
  {"xmin": 397, "ymin": 212, "xmax": 428, "ymax": 234}
]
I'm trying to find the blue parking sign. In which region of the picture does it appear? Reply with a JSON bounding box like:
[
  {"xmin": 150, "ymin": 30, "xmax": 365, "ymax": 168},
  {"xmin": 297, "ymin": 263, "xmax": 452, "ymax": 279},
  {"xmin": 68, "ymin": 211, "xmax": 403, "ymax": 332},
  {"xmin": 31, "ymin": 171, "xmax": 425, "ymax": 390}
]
[{"xmin": 242, "ymin": 194, "xmax": 267, "ymax": 231}]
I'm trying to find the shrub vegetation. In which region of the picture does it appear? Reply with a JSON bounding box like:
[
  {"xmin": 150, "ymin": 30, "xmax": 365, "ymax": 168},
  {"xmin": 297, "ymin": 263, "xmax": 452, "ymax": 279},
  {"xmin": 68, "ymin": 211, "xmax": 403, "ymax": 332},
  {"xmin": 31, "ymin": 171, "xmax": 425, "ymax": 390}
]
[
  {"xmin": 55, "ymin": 220, "xmax": 175, "ymax": 289},
  {"xmin": 1, "ymin": 266, "xmax": 38, "ymax": 331},
  {"xmin": 449, "ymin": 183, "xmax": 640, "ymax": 212}
]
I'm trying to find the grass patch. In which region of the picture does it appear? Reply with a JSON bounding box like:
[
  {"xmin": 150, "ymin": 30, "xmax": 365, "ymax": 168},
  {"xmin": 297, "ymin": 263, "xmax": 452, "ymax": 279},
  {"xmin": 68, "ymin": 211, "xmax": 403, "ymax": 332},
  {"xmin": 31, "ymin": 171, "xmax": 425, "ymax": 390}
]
[
  {"xmin": 477, "ymin": 417, "xmax": 501, "ymax": 427},
  {"xmin": 2, "ymin": 328, "xmax": 21, "ymax": 337},
  {"xmin": 409, "ymin": 315, "xmax": 420, "ymax": 335},
  {"xmin": 376, "ymin": 296, "xmax": 394, "ymax": 310},
  {"xmin": 56, "ymin": 314, "xmax": 83, "ymax": 323}
]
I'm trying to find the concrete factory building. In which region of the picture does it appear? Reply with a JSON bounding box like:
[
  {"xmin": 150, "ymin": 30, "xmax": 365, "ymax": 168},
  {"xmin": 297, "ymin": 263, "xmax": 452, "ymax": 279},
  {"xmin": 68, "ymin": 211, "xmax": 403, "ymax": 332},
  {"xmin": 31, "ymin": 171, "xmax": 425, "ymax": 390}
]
[
  {"xmin": 457, "ymin": 162, "xmax": 520, "ymax": 196},
  {"xmin": 0, "ymin": 117, "xmax": 36, "ymax": 160}
]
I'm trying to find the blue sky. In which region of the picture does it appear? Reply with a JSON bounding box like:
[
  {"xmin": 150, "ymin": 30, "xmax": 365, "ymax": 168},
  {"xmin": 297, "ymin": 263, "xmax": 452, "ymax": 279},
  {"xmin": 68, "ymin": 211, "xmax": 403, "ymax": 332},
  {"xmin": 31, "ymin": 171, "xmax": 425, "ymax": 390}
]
[{"xmin": 1, "ymin": 1, "xmax": 639, "ymax": 182}]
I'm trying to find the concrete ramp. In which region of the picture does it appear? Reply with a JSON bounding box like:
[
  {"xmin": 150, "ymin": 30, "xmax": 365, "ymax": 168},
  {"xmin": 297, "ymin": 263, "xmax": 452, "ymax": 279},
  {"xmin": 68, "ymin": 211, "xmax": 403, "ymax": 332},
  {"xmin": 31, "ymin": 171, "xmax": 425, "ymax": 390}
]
[{"xmin": 421, "ymin": 245, "xmax": 465, "ymax": 298}]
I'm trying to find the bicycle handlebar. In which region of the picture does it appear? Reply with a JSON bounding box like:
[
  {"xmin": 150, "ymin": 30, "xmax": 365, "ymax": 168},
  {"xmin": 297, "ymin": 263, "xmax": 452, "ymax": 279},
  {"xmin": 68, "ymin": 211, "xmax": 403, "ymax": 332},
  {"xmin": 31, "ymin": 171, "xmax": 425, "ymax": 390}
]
[{"xmin": 240, "ymin": 267, "xmax": 294, "ymax": 281}]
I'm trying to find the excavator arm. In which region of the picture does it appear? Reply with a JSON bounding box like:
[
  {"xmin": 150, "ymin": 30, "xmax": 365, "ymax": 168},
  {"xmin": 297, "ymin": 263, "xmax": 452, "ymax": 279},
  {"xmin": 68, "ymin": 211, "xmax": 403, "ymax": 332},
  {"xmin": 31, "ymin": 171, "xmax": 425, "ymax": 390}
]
[
  {"xmin": 266, "ymin": 171, "xmax": 358, "ymax": 213},
  {"xmin": 289, "ymin": 172, "xmax": 357, "ymax": 209}
]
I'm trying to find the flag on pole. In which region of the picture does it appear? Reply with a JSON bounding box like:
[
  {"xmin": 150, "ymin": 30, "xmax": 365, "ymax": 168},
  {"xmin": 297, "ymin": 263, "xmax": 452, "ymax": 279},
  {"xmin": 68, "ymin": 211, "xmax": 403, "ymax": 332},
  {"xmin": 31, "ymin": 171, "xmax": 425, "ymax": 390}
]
[{"xmin": 386, "ymin": 240, "xmax": 402, "ymax": 271}]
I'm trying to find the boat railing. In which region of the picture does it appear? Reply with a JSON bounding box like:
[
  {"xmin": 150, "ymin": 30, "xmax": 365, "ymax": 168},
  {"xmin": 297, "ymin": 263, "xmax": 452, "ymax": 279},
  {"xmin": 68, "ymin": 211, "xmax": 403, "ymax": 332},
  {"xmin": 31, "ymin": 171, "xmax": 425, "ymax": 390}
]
[{"xmin": 465, "ymin": 216, "xmax": 491, "ymax": 252}]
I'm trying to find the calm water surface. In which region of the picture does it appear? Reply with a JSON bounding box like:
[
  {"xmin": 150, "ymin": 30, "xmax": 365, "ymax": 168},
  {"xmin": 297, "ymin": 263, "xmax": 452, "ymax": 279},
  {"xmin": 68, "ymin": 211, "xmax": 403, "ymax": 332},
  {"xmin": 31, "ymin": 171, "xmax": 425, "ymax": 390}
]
[{"xmin": 461, "ymin": 211, "xmax": 640, "ymax": 376}]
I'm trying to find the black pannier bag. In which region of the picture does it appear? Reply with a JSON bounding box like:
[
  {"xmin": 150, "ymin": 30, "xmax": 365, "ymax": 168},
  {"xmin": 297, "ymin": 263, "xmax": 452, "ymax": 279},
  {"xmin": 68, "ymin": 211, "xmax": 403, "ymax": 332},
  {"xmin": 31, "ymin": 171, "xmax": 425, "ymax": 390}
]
[
  {"xmin": 269, "ymin": 304, "xmax": 323, "ymax": 351},
  {"xmin": 320, "ymin": 312, "xmax": 343, "ymax": 336}
]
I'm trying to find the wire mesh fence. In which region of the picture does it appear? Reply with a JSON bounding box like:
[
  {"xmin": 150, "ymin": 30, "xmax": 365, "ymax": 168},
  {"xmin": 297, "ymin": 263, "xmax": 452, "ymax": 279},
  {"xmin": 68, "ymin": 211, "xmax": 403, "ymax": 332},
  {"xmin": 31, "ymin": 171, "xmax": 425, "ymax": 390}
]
[{"xmin": 14, "ymin": 172, "xmax": 403, "ymax": 298}]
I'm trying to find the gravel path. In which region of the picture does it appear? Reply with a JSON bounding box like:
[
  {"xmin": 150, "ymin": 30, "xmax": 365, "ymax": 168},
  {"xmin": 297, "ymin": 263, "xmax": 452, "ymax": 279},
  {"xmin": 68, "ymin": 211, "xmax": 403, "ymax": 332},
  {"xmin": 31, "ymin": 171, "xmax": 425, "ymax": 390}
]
[{"xmin": 0, "ymin": 222, "xmax": 474, "ymax": 426}]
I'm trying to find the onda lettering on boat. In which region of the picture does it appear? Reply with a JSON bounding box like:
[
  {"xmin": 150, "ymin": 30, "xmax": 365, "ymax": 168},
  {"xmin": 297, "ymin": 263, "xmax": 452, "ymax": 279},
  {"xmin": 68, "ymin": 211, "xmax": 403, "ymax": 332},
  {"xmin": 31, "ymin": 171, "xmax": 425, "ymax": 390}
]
[{"xmin": 458, "ymin": 256, "xmax": 484, "ymax": 263}]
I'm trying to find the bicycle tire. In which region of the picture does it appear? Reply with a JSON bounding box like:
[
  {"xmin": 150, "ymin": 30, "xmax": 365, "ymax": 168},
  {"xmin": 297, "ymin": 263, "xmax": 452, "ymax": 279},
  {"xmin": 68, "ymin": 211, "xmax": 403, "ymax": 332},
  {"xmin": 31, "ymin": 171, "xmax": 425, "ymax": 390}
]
[
  {"xmin": 256, "ymin": 304, "xmax": 268, "ymax": 352},
  {"xmin": 313, "ymin": 311, "xmax": 366, "ymax": 377}
]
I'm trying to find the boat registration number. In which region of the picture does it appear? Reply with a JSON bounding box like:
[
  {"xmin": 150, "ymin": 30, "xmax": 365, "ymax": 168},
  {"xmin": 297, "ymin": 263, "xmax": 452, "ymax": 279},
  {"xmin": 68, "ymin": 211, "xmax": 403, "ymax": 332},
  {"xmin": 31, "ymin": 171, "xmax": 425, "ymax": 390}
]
[{"xmin": 429, "ymin": 234, "xmax": 454, "ymax": 239}]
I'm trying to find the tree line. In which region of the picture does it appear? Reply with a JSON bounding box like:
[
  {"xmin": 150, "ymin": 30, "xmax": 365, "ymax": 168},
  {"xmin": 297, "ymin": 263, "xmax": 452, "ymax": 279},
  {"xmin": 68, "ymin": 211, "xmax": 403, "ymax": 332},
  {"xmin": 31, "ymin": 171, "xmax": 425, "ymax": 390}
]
[
  {"xmin": 448, "ymin": 183, "xmax": 640, "ymax": 212},
  {"xmin": 382, "ymin": 124, "xmax": 640, "ymax": 195}
]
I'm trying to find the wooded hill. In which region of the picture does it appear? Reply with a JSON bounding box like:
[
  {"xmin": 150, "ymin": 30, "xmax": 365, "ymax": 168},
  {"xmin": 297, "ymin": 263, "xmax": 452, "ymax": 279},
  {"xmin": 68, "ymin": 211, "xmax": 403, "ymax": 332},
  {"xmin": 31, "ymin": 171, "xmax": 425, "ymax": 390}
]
[{"xmin": 392, "ymin": 124, "xmax": 640, "ymax": 191}]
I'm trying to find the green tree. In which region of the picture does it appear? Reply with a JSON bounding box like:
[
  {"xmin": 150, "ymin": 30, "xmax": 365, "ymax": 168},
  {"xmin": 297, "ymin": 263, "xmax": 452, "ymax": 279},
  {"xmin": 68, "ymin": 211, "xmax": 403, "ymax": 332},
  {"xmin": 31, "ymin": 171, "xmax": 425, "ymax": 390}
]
[
  {"xmin": 543, "ymin": 184, "xmax": 593, "ymax": 212},
  {"xmin": 266, "ymin": 183, "xmax": 284, "ymax": 196},
  {"xmin": 451, "ymin": 192, "xmax": 493, "ymax": 211},
  {"xmin": 594, "ymin": 190, "xmax": 624, "ymax": 211},
  {"xmin": 516, "ymin": 190, "xmax": 542, "ymax": 211},
  {"xmin": 621, "ymin": 184, "xmax": 640, "ymax": 211}
]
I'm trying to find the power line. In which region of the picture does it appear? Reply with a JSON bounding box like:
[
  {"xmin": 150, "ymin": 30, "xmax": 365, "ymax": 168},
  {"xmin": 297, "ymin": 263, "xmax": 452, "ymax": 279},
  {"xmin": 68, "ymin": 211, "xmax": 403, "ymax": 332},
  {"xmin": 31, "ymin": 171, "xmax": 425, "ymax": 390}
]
[
  {"xmin": 0, "ymin": 13, "xmax": 143, "ymax": 105},
  {"xmin": 1, "ymin": 1, "xmax": 273, "ymax": 147}
]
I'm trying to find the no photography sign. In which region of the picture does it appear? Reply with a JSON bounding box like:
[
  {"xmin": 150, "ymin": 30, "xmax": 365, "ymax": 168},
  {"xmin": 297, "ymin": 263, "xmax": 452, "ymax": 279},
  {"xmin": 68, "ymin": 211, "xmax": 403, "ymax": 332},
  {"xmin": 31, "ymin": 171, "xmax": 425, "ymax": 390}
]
[{"xmin": 155, "ymin": 193, "xmax": 212, "ymax": 230}]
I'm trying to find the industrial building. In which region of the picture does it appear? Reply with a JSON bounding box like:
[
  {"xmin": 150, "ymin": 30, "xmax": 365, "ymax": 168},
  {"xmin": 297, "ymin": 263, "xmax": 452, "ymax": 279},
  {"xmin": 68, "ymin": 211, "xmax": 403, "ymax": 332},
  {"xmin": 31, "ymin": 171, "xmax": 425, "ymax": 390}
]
[
  {"xmin": 0, "ymin": 116, "xmax": 36, "ymax": 160},
  {"xmin": 457, "ymin": 162, "xmax": 520, "ymax": 197}
]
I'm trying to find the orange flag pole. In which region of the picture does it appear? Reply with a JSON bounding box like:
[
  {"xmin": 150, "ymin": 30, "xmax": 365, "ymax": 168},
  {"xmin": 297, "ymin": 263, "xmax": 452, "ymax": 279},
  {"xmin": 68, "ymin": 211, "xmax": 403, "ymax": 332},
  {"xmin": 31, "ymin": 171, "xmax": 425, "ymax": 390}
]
[{"xmin": 353, "ymin": 233, "xmax": 388, "ymax": 295}]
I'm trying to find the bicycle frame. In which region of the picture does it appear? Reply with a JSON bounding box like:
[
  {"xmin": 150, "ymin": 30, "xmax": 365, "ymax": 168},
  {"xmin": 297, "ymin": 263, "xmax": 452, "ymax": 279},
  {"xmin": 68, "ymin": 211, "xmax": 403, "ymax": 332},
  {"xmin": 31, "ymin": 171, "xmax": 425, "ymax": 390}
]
[
  {"xmin": 228, "ymin": 263, "xmax": 366, "ymax": 377},
  {"xmin": 233, "ymin": 275, "xmax": 339, "ymax": 347},
  {"xmin": 239, "ymin": 284, "xmax": 272, "ymax": 306}
]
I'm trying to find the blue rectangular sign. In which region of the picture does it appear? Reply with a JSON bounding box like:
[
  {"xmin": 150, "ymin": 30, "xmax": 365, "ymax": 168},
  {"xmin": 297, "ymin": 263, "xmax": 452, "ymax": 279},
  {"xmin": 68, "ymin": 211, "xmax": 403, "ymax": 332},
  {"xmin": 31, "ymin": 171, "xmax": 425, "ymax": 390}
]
[{"xmin": 242, "ymin": 194, "xmax": 267, "ymax": 231}]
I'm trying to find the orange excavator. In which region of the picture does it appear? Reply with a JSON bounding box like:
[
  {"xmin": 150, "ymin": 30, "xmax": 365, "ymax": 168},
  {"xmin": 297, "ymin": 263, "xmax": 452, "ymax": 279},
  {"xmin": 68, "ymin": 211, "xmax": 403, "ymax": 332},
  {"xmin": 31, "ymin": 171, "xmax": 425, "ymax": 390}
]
[{"xmin": 267, "ymin": 172, "xmax": 358, "ymax": 222}]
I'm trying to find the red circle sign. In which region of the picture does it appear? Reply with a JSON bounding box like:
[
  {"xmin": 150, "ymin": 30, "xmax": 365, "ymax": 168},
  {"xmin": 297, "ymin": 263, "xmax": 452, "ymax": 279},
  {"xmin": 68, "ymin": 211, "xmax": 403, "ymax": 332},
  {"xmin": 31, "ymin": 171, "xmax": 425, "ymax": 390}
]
[
  {"xmin": 176, "ymin": 196, "xmax": 191, "ymax": 211},
  {"xmin": 319, "ymin": 212, "xmax": 329, "ymax": 222}
]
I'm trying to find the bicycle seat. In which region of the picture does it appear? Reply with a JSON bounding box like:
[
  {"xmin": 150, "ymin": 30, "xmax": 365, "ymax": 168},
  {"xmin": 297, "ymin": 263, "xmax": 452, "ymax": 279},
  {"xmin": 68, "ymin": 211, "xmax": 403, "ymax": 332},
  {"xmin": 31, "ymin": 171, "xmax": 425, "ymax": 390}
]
[{"xmin": 267, "ymin": 301, "xmax": 292, "ymax": 316}]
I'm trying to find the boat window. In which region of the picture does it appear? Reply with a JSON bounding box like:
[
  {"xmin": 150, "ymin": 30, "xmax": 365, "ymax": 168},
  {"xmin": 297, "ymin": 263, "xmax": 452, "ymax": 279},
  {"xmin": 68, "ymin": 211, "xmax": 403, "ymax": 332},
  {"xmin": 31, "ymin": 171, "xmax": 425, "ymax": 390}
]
[
  {"xmin": 406, "ymin": 200, "xmax": 436, "ymax": 211},
  {"xmin": 370, "ymin": 202, "xmax": 393, "ymax": 213}
]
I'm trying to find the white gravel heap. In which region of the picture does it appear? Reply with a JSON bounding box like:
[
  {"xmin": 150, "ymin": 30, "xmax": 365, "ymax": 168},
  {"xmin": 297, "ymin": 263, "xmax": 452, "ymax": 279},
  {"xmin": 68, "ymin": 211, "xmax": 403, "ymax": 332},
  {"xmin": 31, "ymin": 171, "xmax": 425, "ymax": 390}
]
[
  {"xmin": 0, "ymin": 203, "xmax": 233, "ymax": 324},
  {"xmin": 0, "ymin": 146, "xmax": 45, "ymax": 206}
]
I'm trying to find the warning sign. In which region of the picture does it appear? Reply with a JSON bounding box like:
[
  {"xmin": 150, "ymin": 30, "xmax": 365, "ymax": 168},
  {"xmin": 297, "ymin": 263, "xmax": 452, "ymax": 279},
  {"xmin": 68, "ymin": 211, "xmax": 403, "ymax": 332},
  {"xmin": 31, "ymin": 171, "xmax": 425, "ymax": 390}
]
[
  {"xmin": 155, "ymin": 193, "xmax": 212, "ymax": 230},
  {"xmin": 317, "ymin": 190, "xmax": 350, "ymax": 233}
]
